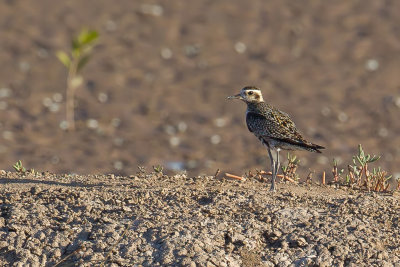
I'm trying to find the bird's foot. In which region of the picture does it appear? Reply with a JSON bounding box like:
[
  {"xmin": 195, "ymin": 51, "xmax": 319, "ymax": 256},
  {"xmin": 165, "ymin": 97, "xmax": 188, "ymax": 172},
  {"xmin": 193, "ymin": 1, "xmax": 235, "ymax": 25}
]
[{"xmin": 269, "ymin": 184, "xmax": 276, "ymax": 192}]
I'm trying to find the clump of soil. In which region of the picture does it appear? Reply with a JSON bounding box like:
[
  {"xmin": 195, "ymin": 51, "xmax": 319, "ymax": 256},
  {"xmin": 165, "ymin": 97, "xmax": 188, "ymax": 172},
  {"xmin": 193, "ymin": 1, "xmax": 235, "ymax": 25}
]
[{"xmin": 0, "ymin": 171, "xmax": 399, "ymax": 266}]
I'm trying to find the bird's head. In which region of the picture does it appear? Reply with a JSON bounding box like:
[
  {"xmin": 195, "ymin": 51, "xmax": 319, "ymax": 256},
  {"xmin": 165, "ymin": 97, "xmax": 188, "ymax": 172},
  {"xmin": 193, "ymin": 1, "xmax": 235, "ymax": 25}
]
[{"xmin": 227, "ymin": 86, "xmax": 264, "ymax": 103}]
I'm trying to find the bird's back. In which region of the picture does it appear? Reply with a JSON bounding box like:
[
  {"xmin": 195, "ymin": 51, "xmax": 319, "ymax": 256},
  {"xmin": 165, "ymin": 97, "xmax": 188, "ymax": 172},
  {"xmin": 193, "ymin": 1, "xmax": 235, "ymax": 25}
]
[{"xmin": 246, "ymin": 102, "xmax": 324, "ymax": 152}]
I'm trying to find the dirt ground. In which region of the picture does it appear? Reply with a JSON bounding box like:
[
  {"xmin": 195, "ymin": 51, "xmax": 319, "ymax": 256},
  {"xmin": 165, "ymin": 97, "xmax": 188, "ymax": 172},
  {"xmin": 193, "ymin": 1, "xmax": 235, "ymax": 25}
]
[
  {"xmin": 0, "ymin": 0, "xmax": 399, "ymax": 179},
  {"xmin": 0, "ymin": 171, "xmax": 399, "ymax": 266}
]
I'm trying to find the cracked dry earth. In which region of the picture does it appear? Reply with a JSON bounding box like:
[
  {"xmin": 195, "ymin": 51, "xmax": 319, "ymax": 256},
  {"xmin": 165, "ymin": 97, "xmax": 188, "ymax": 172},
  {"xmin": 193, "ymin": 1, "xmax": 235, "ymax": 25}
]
[{"xmin": 0, "ymin": 171, "xmax": 399, "ymax": 267}]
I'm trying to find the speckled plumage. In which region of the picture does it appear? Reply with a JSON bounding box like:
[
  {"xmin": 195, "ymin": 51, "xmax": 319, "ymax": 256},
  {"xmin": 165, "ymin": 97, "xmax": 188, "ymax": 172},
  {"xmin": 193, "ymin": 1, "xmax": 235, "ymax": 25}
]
[
  {"xmin": 228, "ymin": 86, "xmax": 324, "ymax": 191},
  {"xmin": 246, "ymin": 101, "xmax": 324, "ymax": 152}
]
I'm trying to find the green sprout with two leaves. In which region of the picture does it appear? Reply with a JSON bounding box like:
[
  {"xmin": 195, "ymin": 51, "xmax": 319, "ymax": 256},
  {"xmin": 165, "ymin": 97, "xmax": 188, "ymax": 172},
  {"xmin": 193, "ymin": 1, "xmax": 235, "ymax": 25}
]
[{"xmin": 57, "ymin": 29, "xmax": 99, "ymax": 131}]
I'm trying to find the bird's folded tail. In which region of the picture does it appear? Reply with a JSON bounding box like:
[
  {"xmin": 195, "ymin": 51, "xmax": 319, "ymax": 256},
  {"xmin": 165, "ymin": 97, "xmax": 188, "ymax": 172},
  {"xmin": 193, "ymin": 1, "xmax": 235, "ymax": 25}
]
[{"xmin": 272, "ymin": 137, "xmax": 325, "ymax": 153}]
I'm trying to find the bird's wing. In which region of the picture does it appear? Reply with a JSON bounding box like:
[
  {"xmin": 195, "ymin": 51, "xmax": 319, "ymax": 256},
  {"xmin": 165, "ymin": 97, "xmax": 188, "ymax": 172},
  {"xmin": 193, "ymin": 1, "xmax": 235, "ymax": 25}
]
[{"xmin": 246, "ymin": 111, "xmax": 307, "ymax": 143}]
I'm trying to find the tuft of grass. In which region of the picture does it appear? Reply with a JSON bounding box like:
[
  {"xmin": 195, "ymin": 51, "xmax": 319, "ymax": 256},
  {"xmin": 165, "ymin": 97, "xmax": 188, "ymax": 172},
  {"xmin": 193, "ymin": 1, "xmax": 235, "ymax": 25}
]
[{"xmin": 57, "ymin": 29, "xmax": 99, "ymax": 131}]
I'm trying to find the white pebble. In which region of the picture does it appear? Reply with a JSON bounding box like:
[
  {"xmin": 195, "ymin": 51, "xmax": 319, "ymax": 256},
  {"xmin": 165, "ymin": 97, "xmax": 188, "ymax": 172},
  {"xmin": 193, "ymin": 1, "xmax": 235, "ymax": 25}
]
[
  {"xmin": 177, "ymin": 122, "xmax": 187, "ymax": 132},
  {"xmin": 234, "ymin": 42, "xmax": 247, "ymax": 54},
  {"xmin": 0, "ymin": 88, "xmax": 11, "ymax": 98},
  {"xmin": 170, "ymin": 136, "xmax": 180, "ymax": 147},
  {"xmin": 98, "ymin": 92, "xmax": 108, "ymax": 103},
  {"xmin": 338, "ymin": 112, "xmax": 348, "ymax": 122},
  {"xmin": 161, "ymin": 48, "xmax": 173, "ymax": 59},
  {"xmin": 2, "ymin": 131, "xmax": 13, "ymax": 140},
  {"xmin": 49, "ymin": 103, "xmax": 60, "ymax": 113},
  {"xmin": 42, "ymin": 97, "xmax": 53, "ymax": 107},
  {"xmin": 140, "ymin": 4, "xmax": 163, "ymax": 16},
  {"xmin": 365, "ymin": 59, "xmax": 379, "ymax": 71},
  {"xmin": 59, "ymin": 120, "xmax": 69, "ymax": 130},
  {"xmin": 210, "ymin": 135, "xmax": 221, "ymax": 145},
  {"xmin": 52, "ymin": 93, "xmax": 63, "ymax": 103},
  {"xmin": 19, "ymin": 62, "xmax": 30, "ymax": 72},
  {"xmin": 87, "ymin": 119, "xmax": 99, "ymax": 129},
  {"xmin": 214, "ymin": 118, "xmax": 227, "ymax": 127}
]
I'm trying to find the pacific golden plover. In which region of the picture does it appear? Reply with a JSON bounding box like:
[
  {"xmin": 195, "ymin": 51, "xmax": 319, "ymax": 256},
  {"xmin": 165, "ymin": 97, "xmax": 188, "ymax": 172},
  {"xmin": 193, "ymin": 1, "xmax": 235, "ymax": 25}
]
[{"xmin": 228, "ymin": 86, "xmax": 325, "ymax": 191}]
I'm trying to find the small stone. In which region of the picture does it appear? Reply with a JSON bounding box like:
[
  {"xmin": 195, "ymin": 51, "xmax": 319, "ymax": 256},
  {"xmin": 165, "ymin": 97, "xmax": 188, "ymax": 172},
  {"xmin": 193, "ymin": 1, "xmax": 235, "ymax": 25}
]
[
  {"xmin": 87, "ymin": 119, "xmax": 99, "ymax": 129},
  {"xmin": 234, "ymin": 42, "xmax": 247, "ymax": 53},
  {"xmin": 53, "ymin": 248, "xmax": 62, "ymax": 258},
  {"xmin": 365, "ymin": 59, "xmax": 379, "ymax": 71},
  {"xmin": 169, "ymin": 136, "xmax": 180, "ymax": 147},
  {"xmin": 161, "ymin": 48, "xmax": 173, "ymax": 59},
  {"xmin": 338, "ymin": 112, "xmax": 348, "ymax": 122},
  {"xmin": 210, "ymin": 135, "xmax": 221, "ymax": 145},
  {"xmin": 98, "ymin": 93, "xmax": 108, "ymax": 103}
]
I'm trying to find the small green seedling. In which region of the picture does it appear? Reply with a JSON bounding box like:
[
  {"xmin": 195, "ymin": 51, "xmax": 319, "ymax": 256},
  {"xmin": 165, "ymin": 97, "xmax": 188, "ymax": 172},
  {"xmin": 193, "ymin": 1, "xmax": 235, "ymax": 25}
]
[
  {"xmin": 336, "ymin": 144, "xmax": 392, "ymax": 192},
  {"xmin": 13, "ymin": 160, "xmax": 26, "ymax": 173},
  {"xmin": 153, "ymin": 165, "xmax": 164, "ymax": 174},
  {"xmin": 57, "ymin": 29, "xmax": 99, "ymax": 130}
]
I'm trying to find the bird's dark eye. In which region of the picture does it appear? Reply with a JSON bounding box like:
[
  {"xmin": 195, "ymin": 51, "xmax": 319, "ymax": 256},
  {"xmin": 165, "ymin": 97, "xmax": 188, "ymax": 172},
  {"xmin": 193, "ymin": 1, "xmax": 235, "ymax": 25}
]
[{"xmin": 248, "ymin": 91, "xmax": 253, "ymax": 95}]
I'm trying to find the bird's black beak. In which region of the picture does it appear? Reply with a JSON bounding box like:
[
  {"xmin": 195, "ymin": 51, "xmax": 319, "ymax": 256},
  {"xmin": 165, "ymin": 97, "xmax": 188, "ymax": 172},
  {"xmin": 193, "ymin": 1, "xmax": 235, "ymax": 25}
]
[{"xmin": 227, "ymin": 93, "xmax": 242, "ymax": 100}]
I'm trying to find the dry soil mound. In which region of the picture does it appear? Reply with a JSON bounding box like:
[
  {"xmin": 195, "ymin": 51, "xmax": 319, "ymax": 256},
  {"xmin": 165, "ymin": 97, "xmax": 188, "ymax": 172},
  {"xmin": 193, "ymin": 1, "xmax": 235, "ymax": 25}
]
[{"xmin": 0, "ymin": 171, "xmax": 399, "ymax": 266}]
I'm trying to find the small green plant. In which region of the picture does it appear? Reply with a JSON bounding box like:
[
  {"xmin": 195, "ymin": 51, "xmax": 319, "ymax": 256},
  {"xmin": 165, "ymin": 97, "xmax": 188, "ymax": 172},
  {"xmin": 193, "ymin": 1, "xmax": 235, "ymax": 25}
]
[
  {"xmin": 281, "ymin": 153, "xmax": 300, "ymax": 182},
  {"xmin": 153, "ymin": 165, "xmax": 164, "ymax": 174},
  {"xmin": 335, "ymin": 144, "xmax": 392, "ymax": 192},
  {"xmin": 57, "ymin": 29, "xmax": 99, "ymax": 131},
  {"xmin": 13, "ymin": 160, "xmax": 26, "ymax": 173}
]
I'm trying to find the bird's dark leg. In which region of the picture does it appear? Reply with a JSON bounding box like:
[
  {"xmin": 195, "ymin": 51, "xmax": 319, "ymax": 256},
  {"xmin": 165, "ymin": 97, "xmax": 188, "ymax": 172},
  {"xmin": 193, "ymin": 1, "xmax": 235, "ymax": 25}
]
[{"xmin": 267, "ymin": 147, "xmax": 276, "ymax": 192}]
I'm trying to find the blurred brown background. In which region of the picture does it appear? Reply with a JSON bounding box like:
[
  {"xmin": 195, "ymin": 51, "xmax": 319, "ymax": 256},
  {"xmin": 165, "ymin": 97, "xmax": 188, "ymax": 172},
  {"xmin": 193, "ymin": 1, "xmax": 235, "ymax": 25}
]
[{"xmin": 0, "ymin": 0, "xmax": 399, "ymax": 179}]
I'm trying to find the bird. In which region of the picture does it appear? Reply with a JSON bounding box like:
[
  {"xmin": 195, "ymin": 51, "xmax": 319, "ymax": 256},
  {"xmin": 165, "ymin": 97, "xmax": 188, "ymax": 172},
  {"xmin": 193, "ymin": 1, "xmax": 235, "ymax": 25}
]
[{"xmin": 227, "ymin": 86, "xmax": 325, "ymax": 191}]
